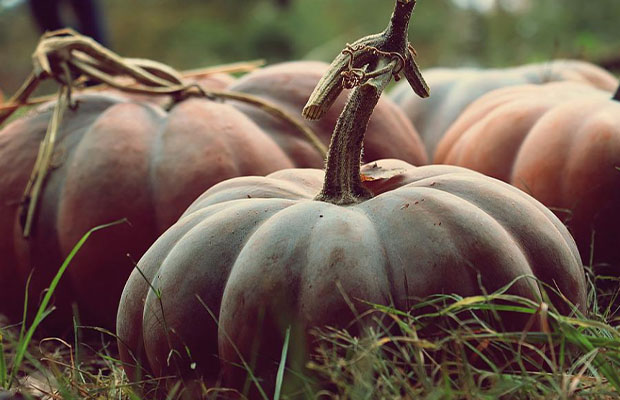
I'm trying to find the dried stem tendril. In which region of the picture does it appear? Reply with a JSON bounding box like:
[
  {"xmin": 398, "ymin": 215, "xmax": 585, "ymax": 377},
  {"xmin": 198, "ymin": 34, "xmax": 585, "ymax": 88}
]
[{"xmin": 340, "ymin": 44, "xmax": 407, "ymax": 89}]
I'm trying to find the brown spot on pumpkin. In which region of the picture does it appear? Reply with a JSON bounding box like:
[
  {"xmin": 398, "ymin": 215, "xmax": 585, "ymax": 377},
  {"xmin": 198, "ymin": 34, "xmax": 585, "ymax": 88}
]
[
  {"xmin": 401, "ymin": 203, "xmax": 409, "ymax": 209},
  {"xmin": 430, "ymin": 182, "xmax": 436, "ymax": 187},
  {"xmin": 247, "ymin": 194, "xmax": 252, "ymax": 198},
  {"xmin": 319, "ymin": 215, "xmax": 324, "ymax": 218}
]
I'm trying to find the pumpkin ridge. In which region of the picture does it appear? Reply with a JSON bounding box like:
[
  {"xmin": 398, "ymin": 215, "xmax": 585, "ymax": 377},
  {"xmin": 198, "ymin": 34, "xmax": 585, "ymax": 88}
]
[
  {"xmin": 184, "ymin": 176, "xmax": 318, "ymax": 214},
  {"xmin": 400, "ymin": 174, "xmax": 582, "ymax": 277},
  {"xmin": 504, "ymin": 104, "xmax": 572, "ymax": 186},
  {"xmin": 406, "ymin": 174, "xmax": 585, "ymax": 309},
  {"xmin": 16, "ymin": 102, "xmax": 150, "ymax": 317},
  {"xmin": 146, "ymin": 104, "xmax": 171, "ymax": 232},
  {"xmin": 511, "ymin": 99, "xmax": 599, "ymax": 203},
  {"xmin": 216, "ymin": 200, "xmax": 392, "ymax": 373},
  {"xmin": 561, "ymin": 105, "xmax": 615, "ymax": 211},
  {"xmin": 142, "ymin": 199, "xmax": 299, "ymax": 377},
  {"xmin": 117, "ymin": 200, "xmax": 265, "ymax": 379},
  {"xmin": 363, "ymin": 185, "xmax": 542, "ymax": 302}
]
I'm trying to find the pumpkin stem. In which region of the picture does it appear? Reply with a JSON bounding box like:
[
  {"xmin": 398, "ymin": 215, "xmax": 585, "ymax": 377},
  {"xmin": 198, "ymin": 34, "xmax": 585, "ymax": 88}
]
[
  {"xmin": 303, "ymin": 0, "xmax": 428, "ymax": 205},
  {"xmin": 613, "ymin": 84, "xmax": 620, "ymax": 101}
]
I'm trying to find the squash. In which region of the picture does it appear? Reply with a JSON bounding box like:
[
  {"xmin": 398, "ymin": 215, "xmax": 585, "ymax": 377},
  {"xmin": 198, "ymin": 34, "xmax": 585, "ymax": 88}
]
[
  {"xmin": 0, "ymin": 61, "xmax": 426, "ymax": 331},
  {"xmin": 391, "ymin": 60, "xmax": 618, "ymax": 157},
  {"xmin": 117, "ymin": 160, "xmax": 587, "ymax": 393},
  {"xmin": 117, "ymin": 3, "xmax": 587, "ymax": 395},
  {"xmin": 435, "ymin": 82, "xmax": 620, "ymax": 271}
]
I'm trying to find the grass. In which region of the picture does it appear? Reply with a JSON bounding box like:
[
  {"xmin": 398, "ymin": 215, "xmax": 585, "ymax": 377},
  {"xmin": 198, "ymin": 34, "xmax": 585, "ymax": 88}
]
[
  {"xmin": 307, "ymin": 285, "xmax": 620, "ymax": 399},
  {"xmin": 1, "ymin": 237, "xmax": 619, "ymax": 399}
]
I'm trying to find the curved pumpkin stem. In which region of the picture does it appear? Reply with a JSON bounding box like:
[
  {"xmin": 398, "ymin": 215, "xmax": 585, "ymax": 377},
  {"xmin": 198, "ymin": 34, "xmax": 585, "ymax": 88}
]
[
  {"xmin": 304, "ymin": 0, "xmax": 428, "ymax": 205},
  {"xmin": 315, "ymin": 61, "xmax": 396, "ymax": 204},
  {"xmin": 613, "ymin": 84, "xmax": 620, "ymax": 101}
]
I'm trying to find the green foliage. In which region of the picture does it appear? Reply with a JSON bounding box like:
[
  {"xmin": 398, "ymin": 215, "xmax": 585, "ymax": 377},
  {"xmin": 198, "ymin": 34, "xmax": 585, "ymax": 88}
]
[
  {"xmin": 1, "ymin": 0, "xmax": 619, "ymax": 95},
  {"xmin": 2, "ymin": 268, "xmax": 618, "ymax": 398},
  {"xmin": 0, "ymin": 219, "xmax": 127, "ymax": 393}
]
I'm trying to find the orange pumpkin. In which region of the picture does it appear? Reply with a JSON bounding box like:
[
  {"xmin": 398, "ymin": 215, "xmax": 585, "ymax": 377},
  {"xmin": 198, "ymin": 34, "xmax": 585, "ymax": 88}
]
[
  {"xmin": 0, "ymin": 61, "xmax": 426, "ymax": 330},
  {"xmin": 117, "ymin": 3, "xmax": 587, "ymax": 394},
  {"xmin": 391, "ymin": 60, "xmax": 618, "ymax": 157},
  {"xmin": 435, "ymin": 82, "xmax": 620, "ymax": 271}
]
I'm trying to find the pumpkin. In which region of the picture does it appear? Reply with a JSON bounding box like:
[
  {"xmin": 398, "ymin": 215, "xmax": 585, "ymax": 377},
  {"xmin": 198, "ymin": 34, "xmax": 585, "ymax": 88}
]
[
  {"xmin": 117, "ymin": 160, "xmax": 587, "ymax": 392},
  {"xmin": 434, "ymin": 82, "xmax": 620, "ymax": 271},
  {"xmin": 391, "ymin": 60, "xmax": 619, "ymax": 157},
  {"xmin": 0, "ymin": 61, "xmax": 426, "ymax": 330},
  {"xmin": 117, "ymin": 3, "xmax": 587, "ymax": 395}
]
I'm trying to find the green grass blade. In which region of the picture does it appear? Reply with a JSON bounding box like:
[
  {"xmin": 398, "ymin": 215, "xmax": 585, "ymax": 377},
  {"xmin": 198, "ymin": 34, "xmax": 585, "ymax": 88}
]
[
  {"xmin": 17, "ymin": 272, "xmax": 33, "ymax": 348},
  {"xmin": 0, "ymin": 332, "xmax": 7, "ymax": 388},
  {"xmin": 273, "ymin": 326, "xmax": 291, "ymax": 400},
  {"xmin": 8, "ymin": 218, "xmax": 127, "ymax": 388}
]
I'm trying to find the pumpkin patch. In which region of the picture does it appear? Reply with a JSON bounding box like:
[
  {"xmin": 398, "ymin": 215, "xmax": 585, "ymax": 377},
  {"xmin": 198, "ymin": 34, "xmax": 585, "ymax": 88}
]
[
  {"xmin": 117, "ymin": 2, "xmax": 588, "ymax": 394},
  {"xmin": 0, "ymin": 59, "xmax": 426, "ymax": 331}
]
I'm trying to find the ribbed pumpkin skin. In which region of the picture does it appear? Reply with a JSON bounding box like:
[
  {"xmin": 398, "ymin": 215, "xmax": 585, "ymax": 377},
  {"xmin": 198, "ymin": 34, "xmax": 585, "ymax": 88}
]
[
  {"xmin": 0, "ymin": 94, "xmax": 294, "ymax": 329},
  {"xmin": 117, "ymin": 159, "xmax": 586, "ymax": 391},
  {"xmin": 391, "ymin": 60, "xmax": 619, "ymax": 157},
  {"xmin": 435, "ymin": 82, "xmax": 620, "ymax": 268},
  {"xmin": 0, "ymin": 62, "xmax": 427, "ymax": 329}
]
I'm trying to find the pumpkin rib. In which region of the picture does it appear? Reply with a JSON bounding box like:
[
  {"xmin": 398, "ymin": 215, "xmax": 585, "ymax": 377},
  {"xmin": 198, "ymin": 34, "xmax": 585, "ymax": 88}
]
[
  {"xmin": 57, "ymin": 103, "xmax": 161, "ymax": 319},
  {"xmin": 148, "ymin": 98, "xmax": 296, "ymax": 229},
  {"xmin": 183, "ymin": 175, "xmax": 320, "ymax": 215},
  {"xmin": 117, "ymin": 201, "xmax": 241, "ymax": 379},
  {"xmin": 396, "ymin": 172, "xmax": 583, "ymax": 279},
  {"xmin": 141, "ymin": 199, "xmax": 299, "ymax": 377},
  {"xmin": 435, "ymin": 81, "xmax": 620, "ymax": 268},
  {"xmin": 425, "ymin": 172, "xmax": 581, "ymax": 262},
  {"xmin": 387, "ymin": 184, "xmax": 538, "ymax": 269},
  {"xmin": 216, "ymin": 201, "xmax": 393, "ymax": 387},
  {"xmin": 557, "ymin": 103, "xmax": 606, "ymax": 213},
  {"xmin": 508, "ymin": 99, "xmax": 608, "ymax": 204},
  {"xmin": 363, "ymin": 186, "xmax": 541, "ymax": 303}
]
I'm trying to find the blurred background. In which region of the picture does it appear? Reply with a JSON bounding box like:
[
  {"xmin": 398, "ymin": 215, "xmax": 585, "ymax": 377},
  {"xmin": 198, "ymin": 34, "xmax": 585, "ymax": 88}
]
[{"xmin": 1, "ymin": 0, "xmax": 619, "ymax": 95}]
